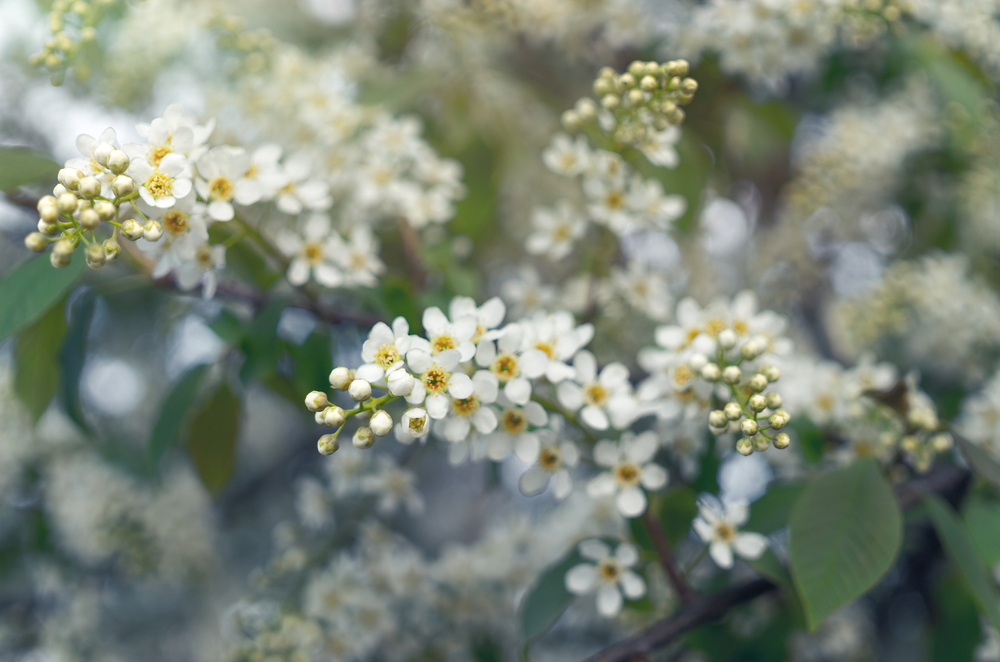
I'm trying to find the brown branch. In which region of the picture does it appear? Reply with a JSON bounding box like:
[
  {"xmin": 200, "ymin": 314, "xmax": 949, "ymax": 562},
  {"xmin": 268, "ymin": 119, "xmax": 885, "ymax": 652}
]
[
  {"xmin": 641, "ymin": 509, "xmax": 697, "ymax": 605},
  {"xmin": 395, "ymin": 216, "xmax": 426, "ymax": 291},
  {"xmin": 584, "ymin": 464, "xmax": 973, "ymax": 662}
]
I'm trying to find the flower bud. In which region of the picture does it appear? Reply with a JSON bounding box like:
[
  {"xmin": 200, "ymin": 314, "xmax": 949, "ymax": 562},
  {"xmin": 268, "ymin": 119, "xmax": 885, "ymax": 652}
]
[
  {"xmin": 25, "ymin": 231, "xmax": 49, "ymax": 252},
  {"xmin": 52, "ymin": 238, "xmax": 75, "ymax": 259},
  {"xmin": 322, "ymin": 405, "xmax": 346, "ymax": 428},
  {"xmin": 639, "ymin": 75, "xmax": 658, "ymax": 91},
  {"xmin": 94, "ymin": 200, "xmax": 115, "ymax": 221},
  {"xmin": 85, "ymin": 244, "xmax": 106, "ymax": 269},
  {"xmin": 353, "ymin": 426, "xmax": 375, "ymax": 449},
  {"xmin": 753, "ymin": 433, "xmax": 770, "ymax": 452},
  {"xmin": 94, "ymin": 142, "xmax": 114, "ymax": 167},
  {"xmin": 724, "ymin": 402, "xmax": 743, "ymax": 420},
  {"xmin": 348, "ymin": 379, "xmax": 372, "ymax": 402},
  {"xmin": 766, "ymin": 392, "xmax": 782, "ymax": 409},
  {"xmin": 143, "ymin": 219, "xmax": 163, "ymax": 242},
  {"xmin": 39, "ymin": 202, "xmax": 60, "ymax": 223},
  {"xmin": 736, "ymin": 437, "xmax": 754, "ymax": 456},
  {"xmin": 387, "ymin": 369, "xmax": 415, "ymax": 396},
  {"xmin": 107, "ymin": 149, "xmax": 130, "ymax": 175},
  {"xmin": 58, "ymin": 168, "xmax": 83, "ymax": 191},
  {"xmin": 709, "ymin": 409, "xmax": 728, "ymax": 428},
  {"xmin": 561, "ymin": 110, "xmax": 581, "ymax": 130},
  {"xmin": 619, "ymin": 72, "xmax": 636, "ymax": 88},
  {"xmin": 741, "ymin": 340, "xmax": 762, "ymax": 360},
  {"xmin": 78, "ymin": 176, "xmax": 101, "ymax": 199},
  {"xmin": 121, "ymin": 218, "xmax": 144, "ymax": 240},
  {"xmin": 701, "ymin": 362, "xmax": 721, "ymax": 381},
  {"xmin": 773, "ymin": 432, "xmax": 790, "ymax": 449},
  {"xmin": 748, "ymin": 394, "xmax": 767, "ymax": 412},
  {"xmin": 50, "ymin": 250, "xmax": 71, "ymax": 268},
  {"xmin": 402, "ymin": 407, "xmax": 430, "ymax": 437},
  {"xmin": 748, "ymin": 373, "xmax": 768, "ymax": 392},
  {"xmin": 317, "ymin": 434, "xmax": 340, "ymax": 456},
  {"xmin": 575, "ymin": 97, "xmax": 597, "ymax": 121},
  {"xmin": 79, "ymin": 208, "xmax": 100, "ymax": 230},
  {"xmin": 305, "ymin": 390, "xmax": 329, "ymax": 412},
  {"xmin": 57, "ymin": 192, "xmax": 78, "ymax": 214},
  {"xmin": 38, "ymin": 219, "xmax": 60, "ymax": 237},
  {"xmin": 717, "ymin": 329, "xmax": 737, "ymax": 349},
  {"xmin": 741, "ymin": 419, "xmax": 759, "ymax": 436},
  {"xmin": 626, "ymin": 89, "xmax": 645, "ymax": 107},
  {"xmin": 112, "ymin": 175, "xmax": 134, "ymax": 197},
  {"xmin": 329, "ymin": 366, "xmax": 354, "ymax": 390},
  {"xmin": 722, "ymin": 366, "xmax": 742, "ymax": 384},
  {"xmin": 37, "ymin": 195, "xmax": 57, "ymax": 212},
  {"xmin": 601, "ymin": 94, "xmax": 620, "ymax": 110},
  {"xmin": 370, "ymin": 410, "xmax": 393, "ymax": 436},
  {"xmin": 768, "ymin": 412, "xmax": 787, "ymax": 430},
  {"xmin": 931, "ymin": 432, "xmax": 952, "ymax": 452},
  {"xmin": 689, "ymin": 353, "xmax": 708, "ymax": 371},
  {"xmin": 103, "ymin": 238, "xmax": 120, "ymax": 261},
  {"xmin": 762, "ymin": 365, "xmax": 780, "ymax": 382}
]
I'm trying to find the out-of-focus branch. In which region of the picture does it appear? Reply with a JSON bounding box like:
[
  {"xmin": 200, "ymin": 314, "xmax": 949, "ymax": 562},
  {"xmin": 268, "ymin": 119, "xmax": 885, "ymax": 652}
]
[
  {"xmin": 641, "ymin": 509, "xmax": 697, "ymax": 605},
  {"xmin": 583, "ymin": 463, "xmax": 973, "ymax": 662},
  {"xmin": 396, "ymin": 216, "xmax": 426, "ymax": 291}
]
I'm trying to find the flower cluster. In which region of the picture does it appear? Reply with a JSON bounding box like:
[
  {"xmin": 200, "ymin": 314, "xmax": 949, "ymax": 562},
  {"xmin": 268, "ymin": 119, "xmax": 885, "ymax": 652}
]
[{"xmin": 30, "ymin": 0, "xmax": 119, "ymax": 83}]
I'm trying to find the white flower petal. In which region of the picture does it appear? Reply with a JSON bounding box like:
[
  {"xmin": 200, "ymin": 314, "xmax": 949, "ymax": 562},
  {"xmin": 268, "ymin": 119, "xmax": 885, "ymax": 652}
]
[
  {"xmin": 710, "ymin": 541, "xmax": 734, "ymax": 569},
  {"xmin": 733, "ymin": 532, "xmax": 769, "ymax": 560},
  {"xmin": 448, "ymin": 372, "xmax": 474, "ymax": 399},
  {"xmin": 565, "ymin": 563, "xmax": 598, "ymax": 595},
  {"xmin": 639, "ymin": 464, "xmax": 668, "ymax": 491},
  {"xmin": 596, "ymin": 584, "xmax": 623, "ymax": 617},
  {"xmin": 518, "ymin": 465, "xmax": 549, "ymax": 495},
  {"xmin": 579, "ymin": 539, "xmax": 610, "ymax": 561},
  {"xmin": 619, "ymin": 570, "xmax": 646, "ymax": 599}
]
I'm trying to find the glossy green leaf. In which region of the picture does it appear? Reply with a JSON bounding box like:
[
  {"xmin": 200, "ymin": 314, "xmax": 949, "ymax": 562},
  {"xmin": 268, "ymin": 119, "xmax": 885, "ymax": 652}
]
[
  {"xmin": 148, "ymin": 363, "xmax": 211, "ymax": 466},
  {"xmin": 660, "ymin": 486, "xmax": 699, "ymax": 546},
  {"xmin": 14, "ymin": 299, "xmax": 68, "ymax": 421},
  {"xmin": 0, "ymin": 147, "xmax": 60, "ymax": 191},
  {"xmin": 57, "ymin": 292, "xmax": 95, "ymax": 431},
  {"xmin": 964, "ymin": 496, "xmax": 1000, "ymax": 568},
  {"xmin": 187, "ymin": 382, "xmax": 240, "ymax": 494},
  {"xmin": 789, "ymin": 459, "xmax": 902, "ymax": 630},
  {"xmin": 285, "ymin": 332, "xmax": 332, "ymax": 396},
  {"xmin": 209, "ymin": 308, "xmax": 245, "ymax": 345},
  {"xmin": 238, "ymin": 301, "xmax": 285, "ymax": 384},
  {"xmin": 955, "ymin": 435, "xmax": 1000, "ymax": 489},
  {"xmin": 746, "ymin": 482, "xmax": 805, "ymax": 534},
  {"xmin": 519, "ymin": 548, "xmax": 583, "ymax": 644},
  {"xmin": 924, "ymin": 493, "xmax": 1000, "ymax": 631},
  {"xmin": 0, "ymin": 255, "xmax": 85, "ymax": 342}
]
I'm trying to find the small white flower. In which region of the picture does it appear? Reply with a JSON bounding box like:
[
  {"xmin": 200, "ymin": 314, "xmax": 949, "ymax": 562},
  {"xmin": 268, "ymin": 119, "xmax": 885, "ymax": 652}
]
[
  {"xmin": 174, "ymin": 243, "xmax": 225, "ymax": 299},
  {"xmin": 275, "ymin": 214, "xmax": 343, "ymax": 287},
  {"xmin": 439, "ymin": 370, "xmax": 500, "ymax": 444},
  {"xmin": 518, "ymin": 439, "xmax": 579, "ymax": 499},
  {"xmin": 264, "ymin": 152, "xmax": 331, "ymax": 214},
  {"xmin": 194, "ymin": 146, "xmax": 262, "ymax": 221},
  {"xmin": 360, "ymin": 456, "xmax": 424, "ymax": 516},
  {"xmin": 692, "ymin": 499, "xmax": 769, "ymax": 569},
  {"xmin": 526, "ymin": 202, "xmax": 587, "ymax": 261},
  {"xmin": 127, "ymin": 154, "xmax": 193, "ymax": 209},
  {"xmin": 448, "ymin": 295, "xmax": 506, "ymax": 344},
  {"xmin": 356, "ymin": 317, "xmax": 416, "ymax": 383},
  {"xmin": 330, "ymin": 224, "xmax": 385, "ymax": 288},
  {"xmin": 542, "ymin": 133, "xmax": 591, "ymax": 177},
  {"xmin": 518, "ymin": 310, "xmax": 595, "ymax": 382},
  {"xmin": 484, "ymin": 397, "xmax": 548, "ymax": 463},
  {"xmin": 565, "ymin": 540, "xmax": 646, "ymax": 618},
  {"xmin": 421, "ymin": 306, "xmax": 477, "ymax": 361},
  {"xmin": 635, "ymin": 125, "xmax": 682, "ymax": 169},
  {"xmin": 404, "ymin": 349, "xmax": 474, "ymax": 419},
  {"xmin": 557, "ymin": 350, "xmax": 637, "ymax": 430},
  {"xmin": 398, "ymin": 407, "xmax": 431, "ymax": 442},
  {"xmin": 474, "ymin": 324, "xmax": 548, "ymax": 406},
  {"xmin": 587, "ymin": 432, "xmax": 668, "ymax": 518}
]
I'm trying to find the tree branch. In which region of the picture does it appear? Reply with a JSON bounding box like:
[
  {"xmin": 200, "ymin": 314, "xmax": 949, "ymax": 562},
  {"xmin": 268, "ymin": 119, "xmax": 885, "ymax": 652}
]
[{"xmin": 641, "ymin": 509, "xmax": 697, "ymax": 605}]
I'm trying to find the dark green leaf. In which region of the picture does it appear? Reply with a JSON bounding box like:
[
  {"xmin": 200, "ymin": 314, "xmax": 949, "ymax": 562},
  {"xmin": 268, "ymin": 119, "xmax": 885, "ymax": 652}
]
[
  {"xmin": 149, "ymin": 363, "xmax": 211, "ymax": 466},
  {"xmin": 57, "ymin": 291, "xmax": 95, "ymax": 431},
  {"xmin": 746, "ymin": 482, "xmax": 805, "ymax": 534},
  {"xmin": 924, "ymin": 493, "xmax": 1000, "ymax": 631},
  {"xmin": 0, "ymin": 147, "xmax": 60, "ymax": 191},
  {"xmin": 519, "ymin": 548, "xmax": 583, "ymax": 644},
  {"xmin": 929, "ymin": 573, "xmax": 982, "ymax": 662},
  {"xmin": 239, "ymin": 300, "xmax": 285, "ymax": 384},
  {"xmin": 955, "ymin": 435, "xmax": 1000, "ymax": 489},
  {"xmin": 790, "ymin": 417, "xmax": 824, "ymax": 463},
  {"xmin": 286, "ymin": 331, "xmax": 332, "ymax": 396},
  {"xmin": 660, "ymin": 486, "xmax": 698, "ymax": 546},
  {"xmin": 186, "ymin": 382, "xmax": 239, "ymax": 494},
  {"xmin": 0, "ymin": 255, "xmax": 85, "ymax": 342},
  {"xmin": 964, "ymin": 496, "xmax": 1000, "ymax": 568},
  {"xmin": 789, "ymin": 459, "xmax": 902, "ymax": 630},
  {"xmin": 14, "ymin": 298, "xmax": 68, "ymax": 421},
  {"xmin": 209, "ymin": 308, "xmax": 245, "ymax": 345}
]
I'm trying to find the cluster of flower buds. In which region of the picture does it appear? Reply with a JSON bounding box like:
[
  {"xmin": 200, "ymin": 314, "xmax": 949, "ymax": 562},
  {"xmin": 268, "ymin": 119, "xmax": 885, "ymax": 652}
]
[
  {"xmin": 29, "ymin": 0, "xmax": 117, "ymax": 83},
  {"xmin": 25, "ymin": 151, "xmax": 164, "ymax": 269},
  {"xmin": 898, "ymin": 397, "xmax": 952, "ymax": 473},
  {"xmin": 561, "ymin": 59, "xmax": 697, "ymax": 146},
  {"xmin": 304, "ymin": 364, "xmax": 418, "ymax": 455},
  {"xmin": 705, "ymin": 358, "xmax": 791, "ymax": 456}
]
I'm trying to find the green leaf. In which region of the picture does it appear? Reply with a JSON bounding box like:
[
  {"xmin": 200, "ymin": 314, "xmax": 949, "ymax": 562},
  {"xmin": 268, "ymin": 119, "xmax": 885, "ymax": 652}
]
[
  {"xmin": 746, "ymin": 482, "xmax": 806, "ymax": 534},
  {"xmin": 924, "ymin": 493, "xmax": 1000, "ymax": 631},
  {"xmin": 929, "ymin": 573, "xmax": 983, "ymax": 662},
  {"xmin": 186, "ymin": 382, "xmax": 239, "ymax": 494},
  {"xmin": 285, "ymin": 332, "xmax": 332, "ymax": 396},
  {"xmin": 238, "ymin": 300, "xmax": 285, "ymax": 384},
  {"xmin": 789, "ymin": 459, "xmax": 902, "ymax": 630},
  {"xmin": 790, "ymin": 417, "xmax": 824, "ymax": 463},
  {"xmin": 0, "ymin": 255, "xmax": 85, "ymax": 342},
  {"xmin": 746, "ymin": 547, "xmax": 793, "ymax": 590},
  {"xmin": 57, "ymin": 292, "xmax": 95, "ymax": 431},
  {"xmin": 955, "ymin": 435, "xmax": 1000, "ymax": 489},
  {"xmin": 660, "ymin": 487, "xmax": 698, "ymax": 546},
  {"xmin": 14, "ymin": 298, "xmax": 68, "ymax": 421},
  {"xmin": 0, "ymin": 147, "xmax": 60, "ymax": 191},
  {"xmin": 148, "ymin": 363, "xmax": 211, "ymax": 466},
  {"xmin": 519, "ymin": 548, "xmax": 583, "ymax": 644},
  {"xmin": 209, "ymin": 308, "xmax": 245, "ymax": 345},
  {"xmin": 964, "ymin": 496, "xmax": 1000, "ymax": 568}
]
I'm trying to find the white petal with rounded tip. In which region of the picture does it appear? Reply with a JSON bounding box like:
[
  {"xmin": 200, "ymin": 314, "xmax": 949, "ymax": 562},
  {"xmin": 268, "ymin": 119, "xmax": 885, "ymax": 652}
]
[
  {"xmin": 626, "ymin": 432, "xmax": 659, "ymax": 464},
  {"xmin": 472, "ymin": 407, "xmax": 497, "ymax": 434},
  {"xmin": 520, "ymin": 349, "xmax": 549, "ymax": 378},
  {"xmin": 596, "ymin": 584, "xmax": 623, "ymax": 617},
  {"xmin": 314, "ymin": 263, "xmax": 341, "ymax": 288},
  {"xmin": 480, "ymin": 297, "xmax": 506, "ymax": 327},
  {"xmin": 587, "ymin": 473, "xmax": 617, "ymax": 497},
  {"xmin": 710, "ymin": 541, "xmax": 734, "ymax": 569},
  {"xmin": 513, "ymin": 433, "xmax": 539, "ymax": 463},
  {"xmin": 436, "ymin": 349, "xmax": 462, "ymax": 371},
  {"xmin": 422, "ymin": 307, "xmax": 448, "ymax": 335},
  {"xmin": 448, "ymin": 372, "xmax": 474, "ymax": 399},
  {"xmin": 287, "ymin": 259, "xmax": 310, "ymax": 286},
  {"xmin": 581, "ymin": 405, "xmax": 610, "ymax": 430},
  {"xmin": 504, "ymin": 377, "xmax": 531, "ymax": 405},
  {"xmin": 355, "ymin": 364, "xmax": 384, "ymax": 382},
  {"xmin": 733, "ymin": 532, "xmax": 768, "ymax": 560},
  {"xmin": 620, "ymin": 570, "xmax": 646, "ymax": 598},
  {"xmin": 518, "ymin": 465, "xmax": 549, "ymax": 495},
  {"xmin": 426, "ymin": 393, "xmax": 449, "ymax": 419},
  {"xmin": 406, "ymin": 350, "xmax": 433, "ymax": 374},
  {"xmin": 475, "ymin": 340, "xmax": 496, "ymax": 367},
  {"xmin": 553, "ymin": 470, "xmax": 572, "ymax": 499},
  {"xmin": 599, "ymin": 362, "xmax": 630, "ymax": 387},
  {"xmin": 615, "ymin": 543, "xmax": 639, "ymax": 567},
  {"xmin": 640, "ymin": 464, "xmax": 668, "ymax": 491},
  {"xmin": 453, "ymin": 315, "xmax": 477, "ymax": 340},
  {"xmin": 593, "ymin": 440, "xmax": 620, "ymax": 467},
  {"xmin": 565, "ymin": 563, "xmax": 598, "ymax": 595},
  {"xmin": 617, "ymin": 486, "xmax": 647, "ymax": 518},
  {"xmin": 579, "ymin": 539, "xmax": 610, "ymax": 561},
  {"xmin": 557, "ymin": 381, "xmax": 584, "ymax": 410},
  {"xmin": 692, "ymin": 518, "xmax": 714, "ymax": 543},
  {"xmin": 444, "ymin": 416, "xmax": 471, "ymax": 442},
  {"xmin": 561, "ymin": 442, "xmax": 580, "ymax": 466},
  {"xmin": 524, "ymin": 401, "xmax": 547, "ymax": 426},
  {"xmin": 486, "ymin": 435, "xmax": 512, "ymax": 461},
  {"xmin": 727, "ymin": 502, "xmax": 750, "ymax": 527},
  {"xmin": 574, "ymin": 350, "xmax": 598, "ymax": 383}
]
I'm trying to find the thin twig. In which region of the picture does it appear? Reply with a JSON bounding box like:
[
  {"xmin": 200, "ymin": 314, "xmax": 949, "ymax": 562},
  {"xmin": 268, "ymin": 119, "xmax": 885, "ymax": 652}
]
[
  {"xmin": 395, "ymin": 216, "xmax": 426, "ymax": 291},
  {"xmin": 641, "ymin": 509, "xmax": 697, "ymax": 605}
]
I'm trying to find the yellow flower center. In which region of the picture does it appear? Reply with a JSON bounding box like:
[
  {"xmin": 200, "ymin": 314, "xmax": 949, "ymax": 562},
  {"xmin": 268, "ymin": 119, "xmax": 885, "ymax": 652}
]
[
  {"xmin": 210, "ymin": 176, "xmax": 233, "ymax": 200},
  {"xmin": 195, "ymin": 245, "xmax": 213, "ymax": 267},
  {"xmin": 150, "ymin": 144, "xmax": 172, "ymax": 166},
  {"xmin": 452, "ymin": 396, "xmax": 479, "ymax": 416},
  {"xmin": 163, "ymin": 210, "xmax": 189, "ymax": 235},
  {"xmin": 605, "ymin": 191, "xmax": 624, "ymax": 209},
  {"xmin": 535, "ymin": 341, "xmax": 555, "ymax": 359},
  {"xmin": 614, "ymin": 461, "xmax": 642, "ymax": 487},
  {"xmin": 423, "ymin": 366, "xmax": 450, "ymax": 393},
  {"xmin": 597, "ymin": 558, "xmax": 622, "ymax": 581},
  {"xmin": 373, "ymin": 344, "xmax": 400, "ymax": 369},
  {"xmin": 145, "ymin": 171, "xmax": 173, "ymax": 199},
  {"xmin": 733, "ymin": 320, "xmax": 749, "ymax": 335},
  {"xmin": 432, "ymin": 335, "xmax": 456, "ymax": 353},
  {"xmin": 583, "ymin": 383, "xmax": 609, "ymax": 407},
  {"xmin": 704, "ymin": 318, "xmax": 727, "ymax": 337},
  {"xmin": 501, "ymin": 409, "xmax": 527, "ymax": 434},
  {"xmin": 303, "ymin": 242, "xmax": 323, "ymax": 263},
  {"xmin": 674, "ymin": 364, "xmax": 694, "ymax": 387},
  {"xmin": 539, "ymin": 447, "xmax": 561, "ymax": 471},
  {"xmin": 492, "ymin": 353, "xmax": 519, "ymax": 382},
  {"xmin": 407, "ymin": 415, "xmax": 426, "ymax": 432},
  {"xmin": 715, "ymin": 522, "xmax": 735, "ymax": 543}
]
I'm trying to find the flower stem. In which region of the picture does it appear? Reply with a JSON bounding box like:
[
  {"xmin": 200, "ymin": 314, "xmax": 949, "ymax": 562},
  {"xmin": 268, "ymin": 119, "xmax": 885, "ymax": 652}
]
[{"xmin": 641, "ymin": 509, "xmax": 697, "ymax": 605}]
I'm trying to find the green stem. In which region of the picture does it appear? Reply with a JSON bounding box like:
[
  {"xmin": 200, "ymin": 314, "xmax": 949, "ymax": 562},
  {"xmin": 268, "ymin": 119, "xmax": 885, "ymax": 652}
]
[{"xmin": 531, "ymin": 394, "xmax": 599, "ymax": 444}]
